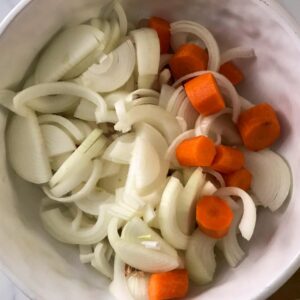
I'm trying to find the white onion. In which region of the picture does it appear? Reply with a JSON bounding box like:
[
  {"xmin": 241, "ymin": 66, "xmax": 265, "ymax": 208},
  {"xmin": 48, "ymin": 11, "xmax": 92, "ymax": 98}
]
[
  {"xmin": 177, "ymin": 168, "xmax": 206, "ymax": 235},
  {"xmin": 214, "ymin": 187, "xmax": 256, "ymax": 241},
  {"xmin": 240, "ymin": 96, "xmax": 254, "ymax": 110},
  {"xmin": 100, "ymin": 160, "xmax": 122, "ymax": 179},
  {"xmin": 0, "ymin": 90, "xmax": 18, "ymax": 113},
  {"xmin": 159, "ymin": 84, "xmax": 176, "ymax": 109},
  {"xmin": 185, "ymin": 229, "xmax": 217, "ymax": 284},
  {"xmin": 166, "ymin": 86, "xmax": 186, "ymax": 116},
  {"xmin": 159, "ymin": 69, "xmax": 172, "ymax": 87},
  {"xmin": 69, "ymin": 119, "xmax": 93, "ymax": 138},
  {"xmin": 130, "ymin": 28, "xmax": 160, "ymax": 89},
  {"xmin": 7, "ymin": 112, "xmax": 52, "ymax": 184},
  {"xmin": 126, "ymin": 271, "xmax": 149, "ymax": 300},
  {"xmin": 143, "ymin": 203, "xmax": 156, "ymax": 224},
  {"xmin": 80, "ymin": 40, "xmax": 135, "ymax": 93},
  {"xmin": 91, "ymin": 242, "xmax": 113, "ymax": 279},
  {"xmin": 243, "ymin": 149, "xmax": 291, "ymax": 211},
  {"xmin": 126, "ymin": 89, "xmax": 160, "ymax": 107},
  {"xmin": 159, "ymin": 177, "xmax": 190, "ymax": 250},
  {"xmin": 203, "ymin": 168, "xmax": 226, "ymax": 188},
  {"xmin": 199, "ymin": 180, "xmax": 218, "ymax": 196},
  {"xmin": 177, "ymin": 99, "xmax": 198, "ymax": 129},
  {"xmin": 171, "ymin": 20, "xmax": 220, "ymax": 71},
  {"xmin": 220, "ymin": 47, "xmax": 255, "ymax": 65},
  {"xmin": 35, "ymin": 25, "xmax": 104, "ymax": 83},
  {"xmin": 74, "ymin": 100, "xmax": 97, "ymax": 122},
  {"xmin": 50, "ymin": 152, "xmax": 72, "ymax": 172},
  {"xmin": 79, "ymin": 245, "xmax": 94, "ymax": 264},
  {"xmin": 104, "ymin": 18, "xmax": 121, "ymax": 53},
  {"xmin": 114, "ymin": 1, "xmax": 128, "ymax": 36},
  {"xmin": 104, "ymin": 91, "xmax": 129, "ymax": 109}
]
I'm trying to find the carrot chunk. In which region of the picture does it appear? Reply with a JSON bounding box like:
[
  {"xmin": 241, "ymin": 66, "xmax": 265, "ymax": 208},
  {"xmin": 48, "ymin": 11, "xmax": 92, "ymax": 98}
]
[
  {"xmin": 219, "ymin": 62, "xmax": 244, "ymax": 85},
  {"xmin": 237, "ymin": 103, "xmax": 281, "ymax": 151},
  {"xmin": 223, "ymin": 167, "xmax": 252, "ymax": 191},
  {"xmin": 212, "ymin": 145, "xmax": 244, "ymax": 174},
  {"xmin": 148, "ymin": 269, "xmax": 189, "ymax": 300},
  {"xmin": 184, "ymin": 73, "xmax": 225, "ymax": 116},
  {"xmin": 176, "ymin": 136, "xmax": 216, "ymax": 167},
  {"xmin": 169, "ymin": 44, "xmax": 208, "ymax": 79},
  {"xmin": 196, "ymin": 196, "xmax": 234, "ymax": 239},
  {"xmin": 148, "ymin": 17, "xmax": 171, "ymax": 54}
]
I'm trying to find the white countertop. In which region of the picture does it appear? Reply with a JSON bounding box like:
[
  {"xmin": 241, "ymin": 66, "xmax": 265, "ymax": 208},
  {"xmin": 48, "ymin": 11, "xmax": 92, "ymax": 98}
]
[{"xmin": 0, "ymin": 0, "xmax": 299, "ymax": 299}]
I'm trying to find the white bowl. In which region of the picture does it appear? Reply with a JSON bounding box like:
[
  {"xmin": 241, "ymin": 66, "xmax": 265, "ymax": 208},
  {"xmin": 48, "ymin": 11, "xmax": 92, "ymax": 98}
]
[{"xmin": 0, "ymin": 0, "xmax": 299, "ymax": 299}]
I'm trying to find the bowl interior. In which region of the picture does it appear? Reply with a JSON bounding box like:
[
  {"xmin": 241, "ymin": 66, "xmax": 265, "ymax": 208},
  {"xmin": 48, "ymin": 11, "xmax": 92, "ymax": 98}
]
[{"xmin": 0, "ymin": 0, "xmax": 299, "ymax": 299}]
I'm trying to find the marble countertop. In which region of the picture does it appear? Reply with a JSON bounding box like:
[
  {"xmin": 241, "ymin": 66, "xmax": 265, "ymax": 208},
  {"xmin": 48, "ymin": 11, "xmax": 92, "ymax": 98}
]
[{"xmin": 0, "ymin": 0, "xmax": 299, "ymax": 299}]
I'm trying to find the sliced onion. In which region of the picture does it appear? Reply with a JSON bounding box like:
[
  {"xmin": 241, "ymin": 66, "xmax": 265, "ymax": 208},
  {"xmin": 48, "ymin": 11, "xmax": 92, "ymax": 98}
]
[
  {"xmin": 104, "ymin": 91, "xmax": 129, "ymax": 109},
  {"xmin": 74, "ymin": 100, "xmax": 97, "ymax": 122},
  {"xmin": 177, "ymin": 99, "xmax": 198, "ymax": 129},
  {"xmin": 69, "ymin": 119, "xmax": 93, "ymax": 138},
  {"xmin": 217, "ymin": 203, "xmax": 245, "ymax": 267},
  {"xmin": 177, "ymin": 168, "xmax": 206, "ymax": 235},
  {"xmin": 40, "ymin": 124, "xmax": 76, "ymax": 158},
  {"xmin": 50, "ymin": 152, "xmax": 72, "ymax": 172},
  {"xmin": 41, "ymin": 198, "xmax": 113, "ymax": 244},
  {"xmin": 130, "ymin": 28, "xmax": 160, "ymax": 89},
  {"xmin": 159, "ymin": 54, "xmax": 173, "ymax": 71},
  {"xmin": 80, "ymin": 40, "xmax": 135, "ymax": 93},
  {"xmin": 166, "ymin": 86, "xmax": 186, "ymax": 116},
  {"xmin": 143, "ymin": 204, "xmax": 156, "ymax": 224},
  {"xmin": 126, "ymin": 89, "xmax": 160, "ymax": 107},
  {"xmin": 79, "ymin": 245, "xmax": 94, "ymax": 263},
  {"xmin": 114, "ymin": 1, "xmax": 128, "ymax": 36},
  {"xmin": 126, "ymin": 271, "xmax": 149, "ymax": 300},
  {"xmin": 159, "ymin": 69, "xmax": 172, "ymax": 87},
  {"xmin": 7, "ymin": 112, "xmax": 52, "ymax": 184},
  {"xmin": 0, "ymin": 89, "xmax": 18, "ymax": 113},
  {"xmin": 100, "ymin": 160, "xmax": 122, "ymax": 179},
  {"xmin": 186, "ymin": 229, "xmax": 217, "ymax": 284},
  {"xmin": 91, "ymin": 242, "xmax": 113, "ymax": 279},
  {"xmin": 240, "ymin": 96, "xmax": 254, "ymax": 110},
  {"xmin": 159, "ymin": 177, "xmax": 190, "ymax": 249},
  {"xmin": 220, "ymin": 47, "xmax": 255, "ymax": 65},
  {"xmin": 114, "ymin": 104, "xmax": 182, "ymax": 144},
  {"xmin": 173, "ymin": 71, "xmax": 240, "ymax": 123},
  {"xmin": 203, "ymin": 167, "xmax": 226, "ymax": 188},
  {"xmin": 159, "ymin": 84, "xmax": 176, "ymax": 109},
  {"xmin": 243, "ymin": 149, "xmax": 291, "ymax": 211},
  {"xmin": 171, "ymin": 21, "xmax": 220, "ymax": 71},
  {"xmin": 35, "ymin": 25, "xmax": 104, "ymax": 83},
  {"xmin": 103, "ymin": 133, "xmax": 135, "ymax": 164},
  {"xmin": 199, "ymin": 180, "xmax": 218, "ymax": 196},
  {"xmin": 104, "ymin": 17, "xmax": 121, "ymax": 53},
  {"xmin": 214, "ymin": 187, "xmax": 256, "ymax": 240}
]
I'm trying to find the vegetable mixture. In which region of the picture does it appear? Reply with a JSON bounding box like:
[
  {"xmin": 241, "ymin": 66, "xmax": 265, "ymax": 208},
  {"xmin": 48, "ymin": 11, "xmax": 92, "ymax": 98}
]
[{"xmin": 0, "ymin": 1, "xmax": 292, "ymax": 299}]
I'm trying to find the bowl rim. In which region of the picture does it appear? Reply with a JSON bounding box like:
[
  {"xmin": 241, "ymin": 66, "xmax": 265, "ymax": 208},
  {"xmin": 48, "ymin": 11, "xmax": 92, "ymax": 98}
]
[{"xmin": 0, "ymin": 0, "xmax": 300, "ymax": 299}]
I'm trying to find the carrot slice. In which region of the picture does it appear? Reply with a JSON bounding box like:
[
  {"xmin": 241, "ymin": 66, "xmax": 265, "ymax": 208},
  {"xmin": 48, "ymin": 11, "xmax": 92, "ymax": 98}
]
[
  {"xmin": 148, "ymin": 269, "xmax": 189, "ymax": 300},
  {"xmin": 219, "ymin": 62, "xmax": 244, "ymax": 85},
  {"xmin": 184, "ymin": 73, "xmax": 225, "ymax": 116},
  {"xmin": 196, "ymin": 196, "xmax": 234, "ymax": 239},
  {"xmin": 148, "ymin": 17, "xmax": 171, "ymax": 54},
  {"xmin": 176, "ymin": 135, "xmax": 216, "ymax": 167},
  {"xmin": 223, "ymin": 167, "xmax": 252, "ymax": 191},
  {"xmin": 211, "ymin": 145, "xmax": 244, "ymax": 174},
  {"xmin": 237, "ymin": 103, "xmax": 281, "ymax": 151},
  {"xmin": 169, "ymin": 44, "xmax": 208, "ymax": 79}
]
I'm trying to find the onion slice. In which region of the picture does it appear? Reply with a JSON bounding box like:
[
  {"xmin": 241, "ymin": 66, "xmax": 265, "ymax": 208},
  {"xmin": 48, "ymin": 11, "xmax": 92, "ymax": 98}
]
[
  {"xmin": 91, "ymin": 242, "xmax": 113, "ymax": 279},
  {"xmin": 220, "ymin": 47, "xmax": 255, "ymax": 65},
  {"xmin": 0, "ymin": 90, "xmax": 18, "ymax": 113}
]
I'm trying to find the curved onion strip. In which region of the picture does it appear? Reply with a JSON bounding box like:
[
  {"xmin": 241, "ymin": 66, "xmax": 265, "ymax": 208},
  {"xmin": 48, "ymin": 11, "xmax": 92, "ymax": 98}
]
[
  {"xmin": 159, "ymin": 177, "xmax": 190, "ymax": 250},
  {"xmin": 165, "ymin": 129, "xmax": 195, "ymax": 165},
  {"xmin": 186, "ymin": 229, "xmax": 217, "ymax": 284},
  {"xmin": 104, "ymin": 18, "xmax": 121, "ymax": 53},
  {"xmin": 170, "ymin": 32, "xmax": 188, "ymax": 51},
  {"xmin": 176, "ymin": 116, "xmax": 187, "ymax": 132},
  {"xmin": 41, "ymin": 199, "xmax": 113, "ymax": 244},
  {"xmin": 177, "ymin": 168, "xmax": 206, "ymax": 235},
  {"xmin": 50, "ymin": 152, "xmax": 72, "ymax": 172},
  {"xmin": 159, "ymin": 54, "xmax": 173, "ymax": 71},
  {"xmin": 159, "ymin": 69, "xmax": 172, "ymax": 87},
  {"xmin": 108, "ymin": 218, "xmax": 179, "ymax": 273},
  {"xmin": 49, "ymin": 129, "xmax": 105, "ymax": 187},
  {"xmin": 71, "ymin": 208, "xmax": 83, "ymax": 231},
  {"xmin": 100, "ymin": 161, "xmax": 122, "ymax": 179},
  {"xmin": 240, "ymin": 96, "xmax": 254, "ymax": 110},
  {"xmin": 0, "ymin": 89, "xmax": 18, "ymax": 113},
  {"xmin": 91, "ymin": 242, "xmax": 113, "ymax": 279},
  {"xmin": 173, "ymin": 71, "xmax": 240, "ymax": 122},
  {"xmin": 38, "ymin": 114, "xmax": 84, "ymax": 144},
  {"xmin": 243, "ymin": 149, "xmax": 291, "ymax": 211},
  {"xmin": 203, "ymin": 167, "xmax": 226, "ymax": 188},
  {"xmin": 35, "ymin": 25, "xmax": 104, "ymax": 83},
  {"xmin": 109, "ymin": 256, "xmax": 135, "ymax": 300},
  {"xmin": 114, "ymin": 104, "xmax": 182, "ymax": 144},
  {"xmin": 143, "ymin": 204, "xmax": 156, "ymax": 224},
  {"xmin": 114, "ymin": 1, "xmax": 127, "ymax": 36},
  {"xmin": 79, "ymin": 245, "xmax": 94, "ymax": 264},
  {"xmin": 13, "ymin": 82, "xmax": 108, "ymax": 119},
  {"xmin": 220, "ymin": 47, "xmax": 255, "ymax": 65},
  {"xmin": 166, "ymin": 86, "xmax": 186, "ymax": 116},
  {"xmin": 69, "ymin": 119, "xmax": 93, "ymax": 138},
  {"xmin": 199, "ymin": 180, "xmax": 218, "ymax": 197},
  {"xmin": 214, "ymin": 187, "xmax": 256, "ymax": 240},
  {"xmin": 159, "ymin": 84, "xmax": 176, "ymax": 109},
  {"xmin": 171, "ymin": 20, "xmax": 220, "ymax": 71},
  {"xmin": 74, "ymin": 100, "xmax": 97, "ymax": 122},
  {"xmin": 7, "ymin": 112, "xmax": 52, "ymax": 184},
  {"xmin": 130, "ymin": 28, "xmax": 160, "ymax": 89},
  {"xmin": 80, "ymin": 40, "xmax": 135, "ymax": 93},
  {"xmin": 104, "ymin": 91, "xmax": 128, "ymax": 109},
  {"xmin": 177, "ymin": 99, "xmax": 198, "ymax": 129},
  {"xmin": 40, "ymin": 124, "xmax": 76, "ymax": 158},
  {"xmin": 217, "ymin": 203, "xmax": 245, "ymax": 267},
  {"xmin": 126, "ymin": 272, "xmax": 149, "ymax": 300}
]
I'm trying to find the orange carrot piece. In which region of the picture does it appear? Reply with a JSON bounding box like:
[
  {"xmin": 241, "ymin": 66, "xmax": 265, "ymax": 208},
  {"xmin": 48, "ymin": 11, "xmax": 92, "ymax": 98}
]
[
  {"xmin": 237, "ymin": 103, "xmax": 281, "ymax": 151},
  {"xmin": 223, "ymin": 167, "xmax": 252, "ymax": 191},
  {"xmin": 219, "ymin": 62, "xmax": 244, "ymax": 85},
  {"xmin": 169, "ymin": 44, "xmax": 208, "ymax": 79},
  {"xmin": 211, "ymin": 145, "xmax": 244, "ymax": 174},
  {"xmin": 176, "ymin": 135, "xmax": 216, "ymax": 167},
  {"xmin": 148, "ymin": 17, "xmax": 171, "ymax": 54},
  {"xmin": 184, "ymin": 73, "xmax": 226, "ymax": 116},
  {"xmin": 196, "ymin": 196, "xmax": 234, "ymax": 239},
  {"xmin": 148, "ymin": 269, "xmax": 189, "ymax": 300}
]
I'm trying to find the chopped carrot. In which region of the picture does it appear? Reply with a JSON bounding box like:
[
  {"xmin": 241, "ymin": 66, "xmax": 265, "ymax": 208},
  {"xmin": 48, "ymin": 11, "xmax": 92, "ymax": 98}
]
[
  {"xmin": 223, "ymin": 167, "xmax": 252, "ymax": 191},
  {"xmin": 169, "ymin": 44, "xmax": 208, "ymax": 79},
  {"xmin": 148, "ymin": 17, "xmax": 171, "ymax": 54},
  {"xmin": 237, "ymin": 103, "xmax": 281, "ymax": 151},
  {"xmin": 211, "ymin": 145, "xmax": 244, "ymax": 174},
  {"xmin": 184, "ymin": 73, "xmax": 225, "ymax": 116},
  {"xmin": 196, "ymin": 196, "xmax": 234, "ymax": 239},
  {"xmin": 176, "ymin": 135, "xmax": 216, "ymax": 167},
  {"xmin": 148, "ymin": 269, "xmax": 189, "ymax": 300},
  {"xmin": 219, "ymin": 62, "xmax": 244, "ymax": 85}
]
